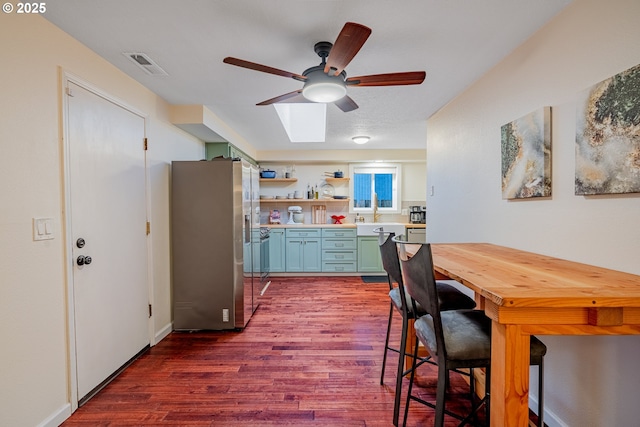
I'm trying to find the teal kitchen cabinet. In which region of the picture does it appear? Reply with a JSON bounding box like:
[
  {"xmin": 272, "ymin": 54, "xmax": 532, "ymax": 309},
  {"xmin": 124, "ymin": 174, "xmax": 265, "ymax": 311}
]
[
  {"xmin": 205, "ymin": 142, "xmax": 257, "ymax": 165},
  {"xmin": 285, "ymin": 228, "xmax": 321, "ymax": 272},
  {"xmin": 357, "ymin": 236, "xmax": 384, "ymax": 273},
  {"xmin": 322, "ymin": 228, "xmax": 357, "ymax": 273},
  {"xmin": 268, "ymin": 228, "xmax": 286, "ymax": 272}
]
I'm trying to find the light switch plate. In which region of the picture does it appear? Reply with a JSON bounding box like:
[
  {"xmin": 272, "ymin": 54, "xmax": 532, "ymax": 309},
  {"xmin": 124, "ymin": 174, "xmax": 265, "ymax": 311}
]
[{"xmin": 33, "ymin": 217, "xmax": 54, "ymax": 241}]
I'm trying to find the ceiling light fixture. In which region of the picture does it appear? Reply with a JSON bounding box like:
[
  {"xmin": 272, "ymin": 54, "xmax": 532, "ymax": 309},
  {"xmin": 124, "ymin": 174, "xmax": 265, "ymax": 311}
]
[
  {"xmin": 302, "ymin": 67, "xmax": 347, "ymax": 103},
  {"xmin": 352, "ymin": 136, "xmax": 370, "ymax": 145}
]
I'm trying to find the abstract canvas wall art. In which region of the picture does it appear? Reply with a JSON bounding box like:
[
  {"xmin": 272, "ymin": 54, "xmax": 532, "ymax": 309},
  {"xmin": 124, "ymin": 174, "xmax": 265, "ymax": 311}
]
[
  {"xmin": 501, "ymin": 107, "xmax": 551, "ymax": 199},
  {"xmin": 575, "ymin": 64, "xmax": 640, "ymax": 195}
]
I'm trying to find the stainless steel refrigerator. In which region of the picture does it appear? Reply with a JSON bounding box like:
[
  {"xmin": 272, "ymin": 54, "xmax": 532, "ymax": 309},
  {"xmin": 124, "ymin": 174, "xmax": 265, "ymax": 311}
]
[{"xmin": 171, "ymin": 158, "xmax": 262, "ymax": 330}]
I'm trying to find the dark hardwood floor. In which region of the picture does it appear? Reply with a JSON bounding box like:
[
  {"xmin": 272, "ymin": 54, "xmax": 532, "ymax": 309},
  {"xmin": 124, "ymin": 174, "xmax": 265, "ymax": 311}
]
[{"xmin": 62, "ymin": 277, "xmax": 485, "ymax": 426}]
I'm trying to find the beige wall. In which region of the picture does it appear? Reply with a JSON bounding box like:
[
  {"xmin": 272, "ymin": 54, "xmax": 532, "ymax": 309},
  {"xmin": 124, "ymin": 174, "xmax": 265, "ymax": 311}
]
[
  {"xmin": 0, "ymin": 15, "xmax": 203, "ymax": 426},
  {"xmin": 426, "ymin": 0, "xmax": 640, "ymax": 425}
]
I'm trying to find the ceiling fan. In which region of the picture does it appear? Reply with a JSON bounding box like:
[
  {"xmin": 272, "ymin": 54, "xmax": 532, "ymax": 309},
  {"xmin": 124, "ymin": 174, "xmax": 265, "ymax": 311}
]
[{"xmin": 223, "ymin": 22, "xmax": 426, "ymax": 112}]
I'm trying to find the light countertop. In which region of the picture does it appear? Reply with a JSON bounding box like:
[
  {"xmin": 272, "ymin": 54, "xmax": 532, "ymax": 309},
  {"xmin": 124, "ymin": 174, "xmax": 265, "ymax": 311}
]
[{"xmin": 264, "ymin": 223, "xmax": 425, "ymax": 228}]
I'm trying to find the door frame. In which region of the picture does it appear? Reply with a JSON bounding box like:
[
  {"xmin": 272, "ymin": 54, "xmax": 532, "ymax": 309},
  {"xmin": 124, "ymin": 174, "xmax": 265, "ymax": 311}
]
[{"xmin": 60, "ymin": 70, "xmax": 154, "ymax": 411}]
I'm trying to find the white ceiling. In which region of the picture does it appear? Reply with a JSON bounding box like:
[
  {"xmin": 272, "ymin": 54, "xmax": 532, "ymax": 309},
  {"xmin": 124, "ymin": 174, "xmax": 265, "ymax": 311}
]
[{"xmin": 44, "ymin": 0, "xmax": 571, "ymax": 152}]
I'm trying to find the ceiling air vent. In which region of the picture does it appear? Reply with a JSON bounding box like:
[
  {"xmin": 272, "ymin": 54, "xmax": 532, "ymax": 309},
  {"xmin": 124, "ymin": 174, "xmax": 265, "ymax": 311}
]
[{"xmin": 123, "ymin": 52, "xmax": 168, "ymax": 76}]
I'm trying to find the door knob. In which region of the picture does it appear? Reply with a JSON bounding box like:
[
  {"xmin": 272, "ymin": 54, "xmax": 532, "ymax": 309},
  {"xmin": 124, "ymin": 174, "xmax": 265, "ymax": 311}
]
[
  {"xmin": 77, "ymin": 255, "xmax": 92, "ymax": 266},
  {"xmin": 76, "ymin": 238, "xmax": 85, "ymax": 248}
]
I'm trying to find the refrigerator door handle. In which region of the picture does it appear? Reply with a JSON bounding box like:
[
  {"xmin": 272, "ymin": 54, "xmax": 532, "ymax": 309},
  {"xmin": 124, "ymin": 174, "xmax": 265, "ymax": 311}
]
[{"xmin": 244, "ymin": 214, "xmax": 251, "ymax": 243}]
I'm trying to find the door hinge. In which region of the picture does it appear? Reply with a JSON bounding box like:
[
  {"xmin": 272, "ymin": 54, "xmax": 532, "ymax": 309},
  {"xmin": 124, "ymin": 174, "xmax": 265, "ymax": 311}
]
[
  {"xmin": 144, "ymin": 137, "xmax": 148, "ymax": 150},
  {"xmin": 66, "ymin": 86, "xmax": 74, "ymax": 97},
  {"xmin": 148, "ymin": 304, "xmax": 152, "ymax": 318},
  {"xmin": 146, "ymin": 221, "xmax": 151, "ymax": 235}
]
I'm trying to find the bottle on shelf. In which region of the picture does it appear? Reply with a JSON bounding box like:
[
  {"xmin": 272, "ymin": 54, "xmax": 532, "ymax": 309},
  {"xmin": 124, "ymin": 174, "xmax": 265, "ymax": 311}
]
[
  {"xmin": 307, "ymin": 184, "xmax": 312, "ymax": 199},
  {"xmin": 314, "ymin": 184, "xmax": 319, "ymax": 199}
]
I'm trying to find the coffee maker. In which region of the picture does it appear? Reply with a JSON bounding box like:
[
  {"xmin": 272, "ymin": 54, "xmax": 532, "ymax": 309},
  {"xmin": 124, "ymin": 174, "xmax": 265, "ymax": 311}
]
[{"xmin": 409, "ymin": 206, "xmax": 426, "ymax": 224}]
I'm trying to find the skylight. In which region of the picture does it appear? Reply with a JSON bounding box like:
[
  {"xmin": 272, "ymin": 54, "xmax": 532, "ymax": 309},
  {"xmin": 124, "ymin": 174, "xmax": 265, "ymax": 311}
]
[{"xmin": 273, "ymin": 103, "xmax": 326, "ymax": 143}]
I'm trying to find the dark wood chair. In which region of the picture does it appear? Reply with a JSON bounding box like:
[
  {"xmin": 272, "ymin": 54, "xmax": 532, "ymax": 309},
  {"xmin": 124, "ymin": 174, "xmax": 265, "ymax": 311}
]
[
  {"xmin": 396, "ymin": 240, "xmax": 546, "ymax": 427},
  {"xmin": 376, "ymin": 229, "xmax": 476, "ymax": 426}
]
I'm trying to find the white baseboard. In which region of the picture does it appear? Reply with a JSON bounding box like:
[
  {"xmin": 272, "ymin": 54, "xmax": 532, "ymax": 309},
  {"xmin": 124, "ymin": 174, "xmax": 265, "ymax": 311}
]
[
  {"xmin": 37, "ymin": 403, "xmax": 71, "ymax": 427},
  {"xmin": 529, "ymin": 395, "xmax": 568, "ymax": 427},
  {"xmin": 37, "ymin": 325, "xmax": 171, "ymax": 427},
  {"xmin": 154, "ymin": 322, "xmax": 172, "ymax": 345}
]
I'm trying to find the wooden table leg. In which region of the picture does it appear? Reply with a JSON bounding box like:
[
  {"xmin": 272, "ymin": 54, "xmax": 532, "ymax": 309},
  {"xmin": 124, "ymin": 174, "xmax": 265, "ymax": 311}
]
[
  {"xmin": 405, "ymin": 318, "xmax": 416, "ymax": 374},
  {"xmin": 405, "ymin": 319, "xmax": 432, "ymax": 375},
  {"xmin": 490, "ymin": 322, "xmax": 531, "ymax": 427}
]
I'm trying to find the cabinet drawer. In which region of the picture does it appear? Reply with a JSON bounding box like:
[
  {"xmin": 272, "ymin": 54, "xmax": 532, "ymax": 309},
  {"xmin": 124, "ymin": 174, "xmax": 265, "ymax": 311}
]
[
  {"xmin": 321, "ymin": 228, "xmax": 356, "ymax": 238},
  {"xmin": 322, "ymin": 238, "xmax": 357, "ymax": 250},
  {"xmin": 322, "ymin": 261, "xmax": 357, "ymax": 273},
  {"xmin": 322, "ymin": 249, "xmax": 357, "ymax": 261},
  {"xmin": 286, "ymin": 228, "xmax": 321, "ymax": 238}
]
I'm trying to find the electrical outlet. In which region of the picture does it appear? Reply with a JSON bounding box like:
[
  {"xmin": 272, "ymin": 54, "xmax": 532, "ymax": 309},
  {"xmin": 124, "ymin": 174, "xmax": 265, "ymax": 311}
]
[{"xmin": 401, "ymin": 209, "xmax": 408, "ymax": 216}]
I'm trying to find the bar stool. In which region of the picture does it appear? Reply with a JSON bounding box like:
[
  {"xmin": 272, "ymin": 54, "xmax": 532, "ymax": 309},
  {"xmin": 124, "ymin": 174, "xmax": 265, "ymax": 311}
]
[
  {"xmin": 377, "ymin": 229, "xmax": 476, "ymax": 426},
  {"xmin": 396, "ymin": 240, "xmax": 547, "ymax": 427}
]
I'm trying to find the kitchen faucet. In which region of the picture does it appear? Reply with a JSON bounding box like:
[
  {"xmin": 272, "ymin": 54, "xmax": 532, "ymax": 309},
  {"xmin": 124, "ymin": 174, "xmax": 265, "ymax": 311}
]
[{"xmin": 373, "ymin": 193, "xmax": 381, "ymax": 223}]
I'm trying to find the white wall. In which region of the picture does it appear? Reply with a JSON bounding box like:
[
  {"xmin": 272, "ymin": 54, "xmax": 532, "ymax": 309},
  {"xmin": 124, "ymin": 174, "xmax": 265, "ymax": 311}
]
[
  {"xmin": 426, "ymin": 0, "xmax": 640, "ymax": 425},
  {"xmin": 0, "ymin": 15, "xmax": 203, "ymax": 426}
]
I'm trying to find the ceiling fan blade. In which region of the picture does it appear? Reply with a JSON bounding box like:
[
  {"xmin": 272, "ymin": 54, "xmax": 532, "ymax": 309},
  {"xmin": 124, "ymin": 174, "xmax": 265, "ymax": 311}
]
[
  {"xmin": 224, "ymin": 57, "xmax": 306, "ymax": 81},
  {"xmin": 334, "ymin": 96, "xmax": 359, "ymax": 112},
  {"xmin": 256, "ymin": 90, "xmax": 306, "ymax": 106},
  {"xmin": 346, "ymin": 71, "xmax": 426, "ymax": 87},
  {"xmin": 324, "ymin": 22, "xmax": 372, "ymax": 76}
]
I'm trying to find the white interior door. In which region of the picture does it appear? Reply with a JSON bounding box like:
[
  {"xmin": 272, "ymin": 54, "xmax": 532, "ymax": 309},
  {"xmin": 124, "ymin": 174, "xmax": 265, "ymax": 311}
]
[{"xmin": 66, "ymin": 81, "xmax": 149, "ymax": 401}]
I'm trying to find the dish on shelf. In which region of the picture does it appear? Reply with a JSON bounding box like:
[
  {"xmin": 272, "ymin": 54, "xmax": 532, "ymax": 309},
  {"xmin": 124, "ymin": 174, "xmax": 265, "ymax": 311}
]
[
  {"xmin": 332, "ymin": 195, "xmax": 348, "ymax": 199},
  {"xmin": 275, "ymin": 196, "xmax": 287, "ymax": 199},
  {"xmin": 260, "ymin": 195, "xmax": 274, "ymax": 200},
  {"xmin": 321, "ymin": 183, "xmax": 335, "ymax": 199}
]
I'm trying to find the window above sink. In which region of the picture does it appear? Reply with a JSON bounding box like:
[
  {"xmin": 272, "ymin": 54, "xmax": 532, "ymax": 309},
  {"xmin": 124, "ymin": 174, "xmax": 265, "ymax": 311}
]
[{"xmin": 349, "ymin": 163, "xmax": 402, "ymax": 214}]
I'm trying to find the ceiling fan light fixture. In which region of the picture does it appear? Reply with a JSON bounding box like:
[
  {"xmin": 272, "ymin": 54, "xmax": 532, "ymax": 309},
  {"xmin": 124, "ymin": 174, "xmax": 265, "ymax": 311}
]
[
  {"xmin": 302, "ymin": 67, "xmax": 347, "ymax": 103},
  {"xmin": 352, "ymin": 136, "xmax": 370, "ymax": 145},
  {"xmin": 303, "ymin": 82, "xmax": 347, "ymax": 103}
]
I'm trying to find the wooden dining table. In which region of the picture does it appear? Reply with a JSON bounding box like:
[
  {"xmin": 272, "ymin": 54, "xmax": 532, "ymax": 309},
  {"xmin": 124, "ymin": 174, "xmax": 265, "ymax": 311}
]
[{"xmin": 424, "ymin": 243, "xmax": 640, "ymax": 427}]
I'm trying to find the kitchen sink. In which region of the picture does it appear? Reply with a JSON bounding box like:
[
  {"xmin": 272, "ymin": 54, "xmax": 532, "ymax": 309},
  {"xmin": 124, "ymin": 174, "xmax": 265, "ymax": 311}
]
[{"xmin": 355, "ymin": 222, "xmax": 406, "ymax": 236}]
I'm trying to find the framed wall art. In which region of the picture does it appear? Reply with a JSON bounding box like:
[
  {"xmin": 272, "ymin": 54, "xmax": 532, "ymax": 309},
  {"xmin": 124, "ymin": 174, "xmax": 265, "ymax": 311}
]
[
  {"xmin": 575, "ymin": 63, "xmax": 640, "ymax": 195},
  {"xmin": 501, "ymin": 107, "xmax": 551, "ymax": 199}
]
